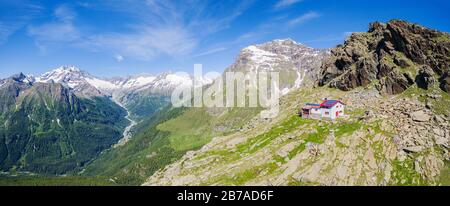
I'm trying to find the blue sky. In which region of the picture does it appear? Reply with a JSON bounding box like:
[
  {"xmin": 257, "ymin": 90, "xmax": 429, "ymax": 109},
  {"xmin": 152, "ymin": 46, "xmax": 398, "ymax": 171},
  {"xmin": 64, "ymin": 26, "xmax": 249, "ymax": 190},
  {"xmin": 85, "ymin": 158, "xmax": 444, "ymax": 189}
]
[{"xmin": 0, "ymin": 0, "xmax": 449, "ymax": 78}]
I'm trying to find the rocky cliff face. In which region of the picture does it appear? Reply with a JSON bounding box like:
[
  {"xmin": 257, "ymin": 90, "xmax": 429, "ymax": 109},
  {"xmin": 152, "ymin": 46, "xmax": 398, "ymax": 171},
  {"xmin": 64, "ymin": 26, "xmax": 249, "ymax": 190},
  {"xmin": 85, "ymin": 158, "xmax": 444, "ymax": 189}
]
[
  {"xmin": 0, "ymin": 73, "xmax": 32, "ymax": 113},
  {"xmin": 318, "ymin": 20, "xmax": 450, "ymax": 95}
]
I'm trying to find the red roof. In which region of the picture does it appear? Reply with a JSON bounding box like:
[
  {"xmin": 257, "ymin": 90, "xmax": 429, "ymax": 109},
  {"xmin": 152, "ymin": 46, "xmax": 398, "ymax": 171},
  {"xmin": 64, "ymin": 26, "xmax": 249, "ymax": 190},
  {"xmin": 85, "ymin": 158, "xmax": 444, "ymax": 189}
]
[{"xmin": 320, "ymin": 100, "xmax": 345, "ymax": 108}]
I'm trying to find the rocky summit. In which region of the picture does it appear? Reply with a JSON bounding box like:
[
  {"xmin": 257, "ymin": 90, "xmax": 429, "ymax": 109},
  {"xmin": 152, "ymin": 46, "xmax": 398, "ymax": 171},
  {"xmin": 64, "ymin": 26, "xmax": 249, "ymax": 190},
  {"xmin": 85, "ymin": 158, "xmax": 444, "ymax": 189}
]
[
  {"xmin": 318, "ymin": 20, "xmax": 450, "ymax": 95},
  {"xmin": 227, "ymin": 39, "xmax": 329, "ymax": 91}
]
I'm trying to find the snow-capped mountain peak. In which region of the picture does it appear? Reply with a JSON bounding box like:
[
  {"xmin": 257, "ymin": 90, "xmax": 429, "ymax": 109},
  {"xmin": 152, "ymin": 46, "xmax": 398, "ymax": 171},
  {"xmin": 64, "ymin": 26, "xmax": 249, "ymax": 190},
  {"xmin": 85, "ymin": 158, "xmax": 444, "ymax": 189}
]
[
  {"xmin": 272, "ymin": 38, "xmax": 301, "ymax": 45},
  {"xmin": 32, "ymin": 66, "xmax": 214, "ymax": 97},
  {"xmin": 36, "ymin": 65, "xmax": 87, "ymax": 84},
  {"xmin": 235, "ymin": 39, "xmax": 328, "ymax": 71},
  {"xmin": 35, "ymin": 65, "xmax": 121, "ymax": 96},
  {"xmin": 57, "ymin": 65, "xmax": 80, "ymax": 72},
  {"xmin": 227, "ymin": 39, "xmax": 330, "ymax": 94}
]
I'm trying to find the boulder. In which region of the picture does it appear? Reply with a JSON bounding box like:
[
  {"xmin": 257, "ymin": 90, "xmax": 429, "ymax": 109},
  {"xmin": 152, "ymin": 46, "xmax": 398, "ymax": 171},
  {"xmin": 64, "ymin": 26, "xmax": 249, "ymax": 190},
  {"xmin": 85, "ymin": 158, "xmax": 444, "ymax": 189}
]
[
  {"xmin": 440, "ymin": 72, "xmax": 450, "ymax": 93},
  {"xmin": 379, "ymin": 71, "xmax": 415, "ymax": 94},
  {"xmin": 415, "ymin": 65, "xmax": 435, "ymax": 90},
  {"xmin": 410, "ymin": 110, "xmax": 431, "ymax": 122}
]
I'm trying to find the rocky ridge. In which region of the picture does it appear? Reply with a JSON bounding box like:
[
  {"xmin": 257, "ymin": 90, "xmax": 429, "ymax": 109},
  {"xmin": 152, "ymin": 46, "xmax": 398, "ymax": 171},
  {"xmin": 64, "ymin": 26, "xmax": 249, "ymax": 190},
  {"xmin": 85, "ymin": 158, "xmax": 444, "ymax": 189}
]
[{"xmin": 318, "ymin": 20, "xmax": 450, "ymax": 95}]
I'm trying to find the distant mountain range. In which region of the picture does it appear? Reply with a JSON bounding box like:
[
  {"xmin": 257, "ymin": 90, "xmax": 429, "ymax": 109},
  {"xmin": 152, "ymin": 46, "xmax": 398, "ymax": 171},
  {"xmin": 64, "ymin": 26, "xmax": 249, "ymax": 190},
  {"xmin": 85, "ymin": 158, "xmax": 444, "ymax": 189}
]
[
  {"xmin": 0, "ymin": 65, "xmax": 214, "ymax": 174},
  {"xmin": 16, "ymin": 65, "xmax": 211, "ymax": 97}
]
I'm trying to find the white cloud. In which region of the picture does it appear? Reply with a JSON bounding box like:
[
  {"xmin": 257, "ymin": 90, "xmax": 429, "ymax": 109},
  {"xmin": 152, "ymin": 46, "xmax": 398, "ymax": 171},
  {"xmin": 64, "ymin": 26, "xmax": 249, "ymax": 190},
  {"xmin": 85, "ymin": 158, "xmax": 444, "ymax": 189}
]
[
  {"xmin": 238, "ymin": 33, "xmax": 255, "ymax": 40},
  {"xmin": 54, "ymin": 5, "xmax": 76, "ymax": 22},
  {"xmin": 275, "ymin": 0, "xmax": 303, "ymax": 9},
  {"xmin": 234, "ymin": 31, "xmax": 271, "ymax": 44},
  {"xmin": 0, "ymin": 22, "xmax": 18, "ymax": 43},
  {"xmin": 77, "ymin": 2, "xmax": 92, "ymax": 8},
  {"xmin": 28, "ymin": 22, "xmax": 80, "ymax": 42},
  {"xmin": 85, "ymin": 26, "xmax": 198, "ymax": 60},
  {"xmin": 27, "ymin": 5, "xmax": 79, "ymax": 43},
  {"xmin": 26, "ymin": 1, "xmax": 253, "ymax": 60},
  {"xmin": 194, "ymin": 47, "xmax": 227, "ymax": 57},
  {"xmin": 115, "ymin": 55, "xmax": 124, "ymax": 62},
  {"xmin": 288, "ymin": 11, "xmax": 320, "ymax": 26},
  {"xmin": 142, "ymin": 0, "xmax": 251, "ymax": 35},
  {"xmin": 0, "ymin": 2, "xmax": 44, "ymax": 44}
]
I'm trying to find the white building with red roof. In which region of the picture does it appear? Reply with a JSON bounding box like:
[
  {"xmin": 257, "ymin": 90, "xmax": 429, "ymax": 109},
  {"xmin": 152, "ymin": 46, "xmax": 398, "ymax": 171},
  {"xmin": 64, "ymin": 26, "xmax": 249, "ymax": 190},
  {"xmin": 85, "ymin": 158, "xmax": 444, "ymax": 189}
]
[{"xmin": 300, "ymin": 99, "xmax": 345, "ymax": 120}]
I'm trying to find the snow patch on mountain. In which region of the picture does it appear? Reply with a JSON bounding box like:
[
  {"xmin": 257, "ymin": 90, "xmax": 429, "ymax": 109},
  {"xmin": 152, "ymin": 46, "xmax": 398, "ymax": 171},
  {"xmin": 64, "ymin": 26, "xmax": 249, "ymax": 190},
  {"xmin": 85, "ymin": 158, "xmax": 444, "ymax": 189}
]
[
  {"xmin": 294, "ymin": 70, "xmax": 305, "ymax": 88},
  {"xmin": 22, "ymin": 75, "xmax": 35, "ymax": 84},
  {"xmin": 121, "ymin": 76, "xmax": 157, "ymax": 89},
  {"xmin": 85, "ymin": 77, "xmax": 120, "ymax": 91},
  {"xmin": 238, "ymin": 39, "xmax": 325, "ymax": 72},
  {"xmin": 243, "ymin": 46, "xmax": 279, "ymax": 65},
  {"xmin": 157, "ymin": 73, "xmax": 191, "ymax": 87}
]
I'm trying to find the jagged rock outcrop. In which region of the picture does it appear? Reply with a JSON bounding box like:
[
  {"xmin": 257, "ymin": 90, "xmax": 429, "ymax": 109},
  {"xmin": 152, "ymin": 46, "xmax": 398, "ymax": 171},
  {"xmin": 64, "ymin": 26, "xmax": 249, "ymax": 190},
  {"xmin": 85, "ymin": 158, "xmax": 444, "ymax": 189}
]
[
  {"xmin": 318, "ymin": 20, "xmax": 450, "ymax": 94},
  {"xmin": 0, "ymin": 73, "xmax": 33, "ymax": 113},
  {"xmin": 416, "ymin": 65, "xmax": 436, "ymax": 90},
  {"xmin": 440, "ymin": 72, "xmax": 450, "ymax": 92}
]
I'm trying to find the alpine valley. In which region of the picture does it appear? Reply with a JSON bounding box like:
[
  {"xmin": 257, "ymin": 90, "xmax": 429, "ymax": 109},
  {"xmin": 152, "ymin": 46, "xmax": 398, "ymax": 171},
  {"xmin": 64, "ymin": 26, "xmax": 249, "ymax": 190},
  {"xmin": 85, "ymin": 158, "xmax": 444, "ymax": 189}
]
[{"xmin": 0, "ymin": 20, "xmax": 449, "ymax": 186}]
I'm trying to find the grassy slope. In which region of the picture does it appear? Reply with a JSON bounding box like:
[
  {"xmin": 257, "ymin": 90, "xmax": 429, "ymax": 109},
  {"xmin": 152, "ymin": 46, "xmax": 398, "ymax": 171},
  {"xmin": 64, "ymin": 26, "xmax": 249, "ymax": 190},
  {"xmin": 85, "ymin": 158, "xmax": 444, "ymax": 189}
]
[
  {"xmin": 81, "ymin": 106, "xmax": 185, "ymax": 185},
  {"xmin": 82, "ymin": 103, "xmax": 261, "ymax": 185},
  {"xmin": 440, "ymin": 161, "xmax": 450, "ymax": 185},
  {"xmin": 147, "ymin": 85, "xmax": 449, "ymax": 186},
  {"xmin": 158, "ymin": 108, "xmax": 215, "ymax": 151}
]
